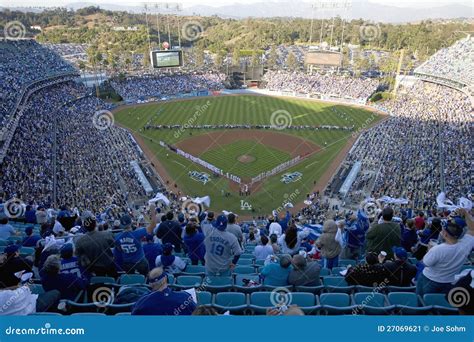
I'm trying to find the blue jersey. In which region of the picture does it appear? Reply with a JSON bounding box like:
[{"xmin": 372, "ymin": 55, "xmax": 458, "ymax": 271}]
[
  {"xmin": 115, "ymin": 228, "xmax": 147, "ymax": 264},
  {"xmin": 132, "ymin": 288, "xmax": 196, "ymax": 315},
  {"xmin": 60, "ymin": 257, "xmax": 84, "ymax": 278}
]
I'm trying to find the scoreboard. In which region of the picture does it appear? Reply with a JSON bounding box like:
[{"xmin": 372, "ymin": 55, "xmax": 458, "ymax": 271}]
[{"xmin": 150, "ymin": 50, "xmax": 183, "ymax": 68}]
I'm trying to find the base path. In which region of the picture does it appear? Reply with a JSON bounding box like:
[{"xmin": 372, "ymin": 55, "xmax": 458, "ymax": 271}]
[{"xmin": 176, "ymin": 129, "xmax": 321, "ymax": 158}]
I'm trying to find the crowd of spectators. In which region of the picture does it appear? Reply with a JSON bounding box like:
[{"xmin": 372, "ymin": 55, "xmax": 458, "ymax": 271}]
[
  {"xmin": 110, "ymin": 73, "xmax": 226, "ymax": 101},
  {"xmin": 263, "ymin": 70, "xmax": 378, "ymax": 100},
  {"xmin": 340, "ymin": 80, "xmax": 473, "ymax": 210},
  {"xmin": 415, "ymin": 36, "xmax": 474, "ymax": 88},
  {"xmin": 0, "ymin": 41, "xmax": 76, "ymax": 127}
]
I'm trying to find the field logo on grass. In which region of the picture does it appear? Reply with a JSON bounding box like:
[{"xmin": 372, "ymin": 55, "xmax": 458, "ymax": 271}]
[
  {"xmin": 359, "ymin": 23, "xmax": 381, "ymax": 42},
  {"xmin": 240, "ymin": 200, "xmax": 252, "ymax": 211},
  {"xmin": 270, "ymin": 110, "xmax": 292, "ymax": 130},
  {"xmin": 281, "ymin": 172, "xmax": 302, "ymax": 184},
  {"xmin": 92, "ymin": 110, "xmax": 114, "ymax": 130},
  {"xmin": 188, "ymin": 171, "xmax": 210, "ymax": 184},
  {"xmin": 174, "ymin": 100, "xmax": 211, "ymax": 139}
]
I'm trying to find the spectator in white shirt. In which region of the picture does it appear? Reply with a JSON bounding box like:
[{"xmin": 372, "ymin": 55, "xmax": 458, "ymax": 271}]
[
  {"xmin": 254, "ymin": 236, "xmax": 274, "ymax": 260},
  {"xmin": 416, "ymin": 209, "xmax": 474, "ymax": 296},
  {"xmin": 269, "ymin": 222, "xmax": 282, "ymax": 237}
]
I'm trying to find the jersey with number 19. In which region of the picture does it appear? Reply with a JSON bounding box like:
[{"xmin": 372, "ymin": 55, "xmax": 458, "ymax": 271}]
[{"xmin": 204, "ymin": 228, "xmax": 242, "ymax": 273}]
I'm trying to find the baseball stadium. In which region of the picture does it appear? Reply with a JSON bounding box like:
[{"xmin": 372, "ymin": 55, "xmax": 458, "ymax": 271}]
[{"xmin": 0, "ymin": 0, "xmax": 473, "ymax": 336}]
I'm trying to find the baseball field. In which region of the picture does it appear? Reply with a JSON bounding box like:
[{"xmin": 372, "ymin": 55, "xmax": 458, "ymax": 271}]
[{"xmin": 114, "ymin": 95, "xmax": 382, "ymax": 215}]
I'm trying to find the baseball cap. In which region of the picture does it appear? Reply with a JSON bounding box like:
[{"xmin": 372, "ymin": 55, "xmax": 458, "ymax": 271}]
[
  {"xmin": 120, "ymin": 214, "xmax": 132, "ymax": 228},
  {"xmin": 213, "ymin": 214, "xmax": 228, "ymax": 231},
  {"xmin": 163, "ymin": 243, "xmax": 174, "ymax": 254},
  {"xmin": 207, "ymin": 211, "xmax": 215, "ymax": 220},
  {"xmin": 177, "ymin": 213, "xmax": 185, "ymax": 223},
  {"xmin": 5, "ymin": 244, "xmax": 20, "ymax": 255},
  {"xmin": 442, "ymin": 220, "xmax": 464, "ymax": 239},
  {"xmin": 392, "ymin": 246, "xmax": 408, "ymax": 260}
]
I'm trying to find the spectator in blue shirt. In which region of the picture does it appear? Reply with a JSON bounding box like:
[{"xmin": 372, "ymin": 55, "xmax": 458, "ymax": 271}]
[
  {"xmin": 0, "ymin": 217, "xmax": 16, "ymax": 241},
  {"xmin": 143, "ymin": 234, "xmax": 163, "ymax": 269},
  {"xmin": 183, "ymin": 222, "xmax": 206, "ymax": 265},
  {"xmin": 59, "ymin": 243, "xmax": 88, "ymax": 279},
  {"xmin": 132, "ymin": 267, "xmax": 196, "ymax": 315},
  {"xmin": 22, "ymin": 226, "xmax": 41, "ymax": 247},
  {"xmin": 401, "ymin": 219, "xmax": 418, "ymax": 251},
  {"xmin": 260, "ymin": 254, "xmax": 292, "ymax": 286},
  {"xmin": 343, "ymin": 210, "xmax": 369, "ymax": 260},
  {"xmin": 40, "ymin": 255, "xmax": 88, "ymax": 300},
  {"xmin": 114, "ymin": 204, "xmax": 157, "ymax": 275},
  {"xmin": 24, "ymin": 205, "xmax": 37, "ymax": 224}
]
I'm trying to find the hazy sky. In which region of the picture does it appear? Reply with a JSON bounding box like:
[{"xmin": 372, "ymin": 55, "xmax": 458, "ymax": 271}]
[{"xmin": 2, "ymin": 0, "xmax": 470, "ymax": 9}]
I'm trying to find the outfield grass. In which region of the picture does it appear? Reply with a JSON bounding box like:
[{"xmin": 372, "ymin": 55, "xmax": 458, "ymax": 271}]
[{"xmin": 114, "ymin": 95, "xmax": 382, "ymax": 214}]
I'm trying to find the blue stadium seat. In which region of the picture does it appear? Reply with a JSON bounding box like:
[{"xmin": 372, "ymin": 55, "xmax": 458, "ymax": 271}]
[
  {"xmin": 19, "ymin": 247, "xmax": 34, "ymax": 256},
  {"xmin": 387, "ymin": 292, "xmax": 432, "ymax": 315},
  {"xmin": 248, "ymin": 292, "xmax": 277, "ymax": 314},
  {"xmin": 30, "ymin": 312, "xmax": 62, "ymax": 316},
  {"xmin": 236, "ymin": 258, "xmax": 254, "ymax": 266},
  {"xmin": 213, "ymin": 292, "xmax": 248, "ymax": 314},
  {"xmin": 71, "ymin": 313, "xmax": 106, "ymax": 316},
  {"xmin": 319, "ymin": 268, "xmax": 332, "ymax": 276},
  {"xmin": 239, "ymin": 253, "xmax": 255, "ymax": 259},
  {"xmin": 7, "ymin": 236, "xmax": 22, "ymax": 243},
  {"xmin": 196, "ymin": 291, "xmax": 213, "ymax": 306},
  {"xmin": 0, "ymin": 240, "xmax": 9, "ymax": 246},
  {"xmin": 422, "ymin": 294, "xmax": 458, "ymax": 315},
  {"xmin": 330, "ymin": 267, "xmax": 347, "ymax": 276},
  {"xmin": 233, "ymin": 274, "xmax": 262, "ymax": 293},
  {"xmin": 90, "ymin": 276, "xmax": 116, "ymax": 285},
  {"xmin": 288, "ymin": 292, "xmax": 319, "ymax": 314},
  {"xmin": 173, "ymin": 276, "xmax": 202, "ymax": 289},
  {"xmin": 118, "ymin": 274, "xmax": 146, "ymax": 285},
  {"xmin": 319, "ymin": 293, "xmax": 356, "ymax": 315},
  {"xmin": 355, "ymin": 285, "xmax": 383, "ymax": 293},
  {"xmin": 262, "ymin": 284, "xmax": 293, "ymax": 292},
  {"xmin": 387, "ymin": 285, "xmax": 416, "ymax": 293},
  {"xmin": 323, "ymin": 277, "xmax": 354, "ymax": 293},
  {"xmin": 182, "ymin": 265, "xmax": 206, "ymax": 276},
  {"xmin": 232, "ymin": 266, "xmax": 256, "ymax": 275},
  {"xmin": 254, "ymin": 259, "xmax": 266, "ymax": 267},
  {"xmin": 294, "ymin": 285, "xmax": 324, "ymax": 295},
  {"xmin": 203, "ymin": 276, "xmax": 233, "ymax": 293},
  {"xmin": 352, "ymin": 292, "xmax": 395, "ymax": 315}
]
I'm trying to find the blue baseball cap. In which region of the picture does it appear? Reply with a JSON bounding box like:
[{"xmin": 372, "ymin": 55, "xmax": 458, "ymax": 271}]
[
  {"xmin": 5, "ymin": 244, "xmax": 20, "ymax": 255},
  {"xmin": 163, "ymin": 243, "xmax": 174, "ymax": 254},
  {"xmin": 213, "ymin": 214, "xmax": 228, "ymax": 231},
  {"xmin": 392, "ymin": 246, "xmax": 408, "ymax": 260},
  {"xmin": 120, "ymin": 214, "xmax": 132, "ymax": 228}
]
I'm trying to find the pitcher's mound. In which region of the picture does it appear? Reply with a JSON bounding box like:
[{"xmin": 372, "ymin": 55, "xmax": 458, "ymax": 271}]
[{"xmin": 238, "ymin": 155, "xmax": 256, "ymax": 163}]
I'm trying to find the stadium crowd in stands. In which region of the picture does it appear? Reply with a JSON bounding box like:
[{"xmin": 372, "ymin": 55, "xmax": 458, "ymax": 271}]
[{"xmin": 263, "ymin": 70, "xmax": 379, "ymax": 100}]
